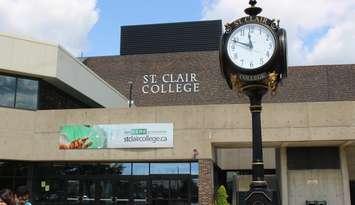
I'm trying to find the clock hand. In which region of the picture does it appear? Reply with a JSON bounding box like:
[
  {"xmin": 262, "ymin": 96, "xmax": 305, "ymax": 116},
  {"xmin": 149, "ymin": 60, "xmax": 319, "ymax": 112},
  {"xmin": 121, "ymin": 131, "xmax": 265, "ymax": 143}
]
[
  {"xmin": 248, "ymin": 32, "xmax": 253, "ymax": 49},
  {"xmin": 233, "ymin": 40, "xmax": 251, "ymax": 48}
]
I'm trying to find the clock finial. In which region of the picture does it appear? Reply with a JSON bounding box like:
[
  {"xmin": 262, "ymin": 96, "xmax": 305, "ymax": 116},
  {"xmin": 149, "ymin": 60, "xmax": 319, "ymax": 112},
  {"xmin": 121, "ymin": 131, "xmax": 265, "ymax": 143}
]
[
  {"xmin": 245, "ymin": 0, "xmax": 262, "ymax": 16},
  {"xmin": 249, "ymin": 0, "xmax": 257, "ymax": 6}
]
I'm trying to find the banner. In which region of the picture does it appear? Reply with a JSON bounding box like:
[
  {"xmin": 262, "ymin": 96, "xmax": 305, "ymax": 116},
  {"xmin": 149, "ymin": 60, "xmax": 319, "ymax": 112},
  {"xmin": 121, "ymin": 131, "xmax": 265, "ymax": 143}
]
[{"xmin": 59, "ymin": 123, "xmax": 173, "ymax": 149}]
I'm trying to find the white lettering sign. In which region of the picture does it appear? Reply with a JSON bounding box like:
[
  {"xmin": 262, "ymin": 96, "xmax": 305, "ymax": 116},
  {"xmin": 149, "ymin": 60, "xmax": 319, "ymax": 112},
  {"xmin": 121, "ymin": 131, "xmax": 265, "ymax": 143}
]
[{"xmin": 142, "ymin": 73, "xmax": 200, "ymax": 94}]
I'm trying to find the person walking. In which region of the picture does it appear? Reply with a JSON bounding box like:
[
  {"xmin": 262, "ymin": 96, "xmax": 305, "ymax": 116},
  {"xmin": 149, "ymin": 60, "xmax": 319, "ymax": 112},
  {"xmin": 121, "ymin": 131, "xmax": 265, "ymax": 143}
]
[
  {"xmin": 15, "ymin": 186, "xmax": 32, "ymax": 205},
  {"xmin": 0, "ymin": 189, "xmax": 16, "ymax": 205}
]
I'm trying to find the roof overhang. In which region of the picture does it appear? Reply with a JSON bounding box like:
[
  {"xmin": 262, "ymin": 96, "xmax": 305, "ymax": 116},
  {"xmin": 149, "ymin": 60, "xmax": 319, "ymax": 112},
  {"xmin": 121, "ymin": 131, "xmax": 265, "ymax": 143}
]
[{"xmin": 0, "ymin": 33, "xmax": 128, "ymax": 108}]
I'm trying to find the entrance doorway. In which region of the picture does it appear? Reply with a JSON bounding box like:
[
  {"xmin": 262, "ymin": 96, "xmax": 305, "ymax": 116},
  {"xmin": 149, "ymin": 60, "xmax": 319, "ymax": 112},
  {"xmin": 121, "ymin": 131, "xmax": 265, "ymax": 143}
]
[
  {"xmin": 150, "ymin": 175, "xmax": 190, "ymax": 205},
  {"xmin": 65, "ymin": 175, "xmax": 191, "ymax": 205},
  {"xmin": 0, "ymin": 161, "xmax": 198, "ymax": 205},
  {"xmin": 214, "ymin": 148, "xmax": 279, "ymax": 204}
]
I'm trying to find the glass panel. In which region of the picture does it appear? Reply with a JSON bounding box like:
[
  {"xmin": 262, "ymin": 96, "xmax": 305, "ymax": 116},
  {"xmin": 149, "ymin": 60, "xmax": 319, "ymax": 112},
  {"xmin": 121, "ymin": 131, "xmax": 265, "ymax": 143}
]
[
  {"xmin": 64, "ymin": 163, "xmax": 98, "ymax": 175},
  {"xmin": 191, "ymin": 178, "xmax": 198, "ymax": 198},
  {"xmin": 191, "ymin": 162, "xmax": 199, "ymax": 175},
  {"xmin": 81, "ymin": 180, "xmax": 95, "ymax": 200},
  {"xmin": 132, "ymin": 180, "xmax": 147, "ymax": 200},
  {"xmin": 98, "ymin": 163, "xmax": 131, "ymax": 175},
  {"xmin": 132, "ymin": 163, "xmax": 149, "ymax": 175},
  {"xmin": 150, "ymin": 163, "xmax": 190, "ymax": 174},
  {"xmin": 67, "ymin": 180, "xmax": 80, "ymax": 199},
  {"xmin": 170, "ymin": 201, "xmax": 188, "ymax": 205},
  {"xmin": 171, "ymin": 179, "xmax": 189, "ymax": 199},
  {"xmin": 117, "ymin": 201, "xmax": 129, "ymax": 205},
  {"xmin": 14, "ymin": 162, "xmax": 29, "ymax": 176},
  {"xmin": 98, "ymin": 180, "xmax": 113, "ymax": 205},
  {"xmin": 151, "ymin": 180, "xmax": 169, "ymax": 199},
  {"xmin": 0, "ymin": 177, "xmax": 13, "ymax": 190},
  {"xmin": 115, "ymin": 179, "xmax": 130, "ymax": 199},
  {"xmin": 34, "ymin": 179, "xmax": 66, "ymax": 202},
  {"xmin": 34, "ymin": 163, "xmax": 66, "ymax": 176},
  {"xmin": 0, "ymin": 75, "xmax": 16, "ymax": 107},
  {"xmin": 13, "ymin": 177, "xmax": 28, "ymax": 190},
  {"xmin": 0, "ymin": 162, "xmax": 15, "ymax": 176},
  {"xmin": 15, "ymin": 78, "xmax": 38, "ymax": 110}
]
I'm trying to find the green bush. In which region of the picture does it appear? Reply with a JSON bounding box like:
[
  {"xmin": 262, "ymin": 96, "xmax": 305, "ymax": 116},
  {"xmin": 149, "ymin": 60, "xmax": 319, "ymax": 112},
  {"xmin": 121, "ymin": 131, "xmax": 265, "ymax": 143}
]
[{"xmin": 215, "ymin": 185, "xmax": 230, "ymax": 205}]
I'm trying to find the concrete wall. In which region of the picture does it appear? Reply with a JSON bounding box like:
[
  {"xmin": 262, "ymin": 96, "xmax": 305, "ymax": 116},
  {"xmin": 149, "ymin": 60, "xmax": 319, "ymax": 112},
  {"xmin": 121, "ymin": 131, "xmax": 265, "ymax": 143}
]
[
  {"xmin": 346, "ymin": 147, "xmax": 355, "ymax": 180},
  {"xmin": 0, "ymin": 101, "xmax": 354, "ymax": 162},
  {"xmin": 288, "ymin": 169, "xmax": 344, "ymax": 205},
  {"xmin": 0, "ymin": 33, "xmax": 57, "ymax": 77},
  {"xmin": 210, "ymin": 101, "xmax": 355, "ymax": 145},
  {"xmin": 56, "ymin": 48, "xmax": 128, "ymax": 108}
]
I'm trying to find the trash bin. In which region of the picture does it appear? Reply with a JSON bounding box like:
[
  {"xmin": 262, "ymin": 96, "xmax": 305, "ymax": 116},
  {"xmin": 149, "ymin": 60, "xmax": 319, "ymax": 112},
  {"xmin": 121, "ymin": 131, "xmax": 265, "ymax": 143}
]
[
  {"xmin": 305, "ymin": 200, "xmax": 327, "ymax": 205},
  {"xmin": 306, "ymin": 201, "xmax": 316, "ymax": 205}
]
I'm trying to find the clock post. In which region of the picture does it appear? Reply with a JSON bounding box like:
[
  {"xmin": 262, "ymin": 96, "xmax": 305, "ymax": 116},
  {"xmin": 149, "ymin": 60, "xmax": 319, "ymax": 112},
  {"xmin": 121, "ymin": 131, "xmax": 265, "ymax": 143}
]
[{"xmin": 219, "ymin": 0, "xmax": 288, "ymax": 204}]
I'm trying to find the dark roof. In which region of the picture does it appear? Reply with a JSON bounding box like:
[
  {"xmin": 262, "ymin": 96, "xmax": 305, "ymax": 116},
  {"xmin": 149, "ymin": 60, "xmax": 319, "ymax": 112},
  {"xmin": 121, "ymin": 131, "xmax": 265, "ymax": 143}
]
[
  {"xmin": 120, "ymin": 20, "xmax": 222, "ymax": 55},
  {"xmin": 84, "ymin": 51, "xmax": 355, "ymax": 106}
]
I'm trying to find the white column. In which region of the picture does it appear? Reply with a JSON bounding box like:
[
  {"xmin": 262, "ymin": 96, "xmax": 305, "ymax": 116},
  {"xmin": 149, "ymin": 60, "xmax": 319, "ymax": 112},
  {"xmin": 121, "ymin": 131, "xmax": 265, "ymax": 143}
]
[
  {"xmin": 340, "ymin": 146, "xmax": 351, "ymax": 205},
  {"xmin": 280, "ymin": 146, "xmax": 288, "ymax": 205}
]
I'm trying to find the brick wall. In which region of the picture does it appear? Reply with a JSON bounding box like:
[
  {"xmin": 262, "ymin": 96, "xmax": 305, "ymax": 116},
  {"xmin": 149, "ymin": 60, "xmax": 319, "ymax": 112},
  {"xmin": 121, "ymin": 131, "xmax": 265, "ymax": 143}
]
[
  {"xmin": 199, "ymin": 159, "xmax": 214, "ymax": 205},
  {"xmin": 84, "ymin": 51, "xmax": 355, "ymax": 107}
]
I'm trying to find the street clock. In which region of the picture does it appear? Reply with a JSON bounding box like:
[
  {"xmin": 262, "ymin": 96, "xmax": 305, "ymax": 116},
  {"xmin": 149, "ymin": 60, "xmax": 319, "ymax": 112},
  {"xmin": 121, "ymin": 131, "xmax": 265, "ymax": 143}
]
[
  {"xmin": 220, "ymin": 2, "xmax": 287, "ymax": 93},
  {"xmin": 219, "ymin": 1, "xmax": 288, "ymax": 205}
]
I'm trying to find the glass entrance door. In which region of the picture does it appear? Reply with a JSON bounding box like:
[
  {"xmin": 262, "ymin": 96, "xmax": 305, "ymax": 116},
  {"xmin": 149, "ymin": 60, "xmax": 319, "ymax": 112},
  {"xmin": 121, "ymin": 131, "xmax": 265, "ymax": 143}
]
[
  {"xmin": 112, "ymin": 178, "xmax": 148, "ymax": 205},
  {"xmin": 131, "ymin": 179, "xmax": 148, "ymax": 205},
  {"xmin": 150, "ymin": 175, "xmax": 190, "ymax": 205},
  {"xmin": 113, "ymin": 179, "xmax": 130, "ymax": 205},
  {"xmin": 66, "ymin": 179, "xmax": 115, "ymax": 205},
  {"xmin": 97, "ymin": 180, "xmax": 114, "ymax": 205}
]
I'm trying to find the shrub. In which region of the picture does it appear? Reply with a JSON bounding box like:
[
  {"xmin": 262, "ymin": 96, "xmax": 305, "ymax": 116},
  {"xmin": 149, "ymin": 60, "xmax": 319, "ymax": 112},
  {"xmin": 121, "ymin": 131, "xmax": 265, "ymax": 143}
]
[{"xmin": 215, "ymin": 185, "xmax": 230, "ymax": 205}]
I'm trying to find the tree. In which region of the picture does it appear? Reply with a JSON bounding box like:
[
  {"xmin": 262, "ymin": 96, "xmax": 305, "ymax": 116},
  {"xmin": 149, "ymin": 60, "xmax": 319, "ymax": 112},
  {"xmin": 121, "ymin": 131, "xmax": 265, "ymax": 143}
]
[{"xmin": 215, "ymin": 185, "xmax": 230, "ymax": 205}]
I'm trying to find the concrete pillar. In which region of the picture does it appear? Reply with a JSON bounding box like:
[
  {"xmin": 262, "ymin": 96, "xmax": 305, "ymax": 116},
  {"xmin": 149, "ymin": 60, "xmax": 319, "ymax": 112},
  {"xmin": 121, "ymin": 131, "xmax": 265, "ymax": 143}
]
[
  {"xmin": 280, "ymin": 147, "xmax": 288, "ymax": 205},
  {"xmin": 340, "ymin": 146, "xmax": 351, "ymax": 205},
  {"xmin": 198, "ymin": 159, "xmax": 214, "ymax": 205}
]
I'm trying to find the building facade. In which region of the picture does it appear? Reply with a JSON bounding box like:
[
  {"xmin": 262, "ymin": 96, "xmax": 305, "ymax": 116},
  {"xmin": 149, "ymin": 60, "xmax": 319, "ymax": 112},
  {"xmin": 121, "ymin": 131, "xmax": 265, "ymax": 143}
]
[{"xmin": 0, "ymin": 21, "xmax": 355, "ymax": 205}]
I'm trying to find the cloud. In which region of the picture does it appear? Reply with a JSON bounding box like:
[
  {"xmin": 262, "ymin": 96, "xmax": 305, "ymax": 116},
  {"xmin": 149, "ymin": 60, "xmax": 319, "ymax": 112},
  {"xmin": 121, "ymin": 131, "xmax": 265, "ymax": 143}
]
[
  {"xmin": 0, "ymin": 0, "xmax": 99, "ymax": 56},
  {"xmin": 202, "ymin": 0, "xmax": 355, "ymax": 66}
]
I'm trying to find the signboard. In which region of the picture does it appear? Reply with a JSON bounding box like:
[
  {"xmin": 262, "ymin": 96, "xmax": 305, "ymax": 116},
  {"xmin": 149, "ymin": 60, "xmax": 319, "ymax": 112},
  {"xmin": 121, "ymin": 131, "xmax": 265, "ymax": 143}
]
[
  {"xmin": 59, "ymin": 123, "xmax": 173, "ymax": 149},
  {"xmin": 142, "ymin": 73, "xmax": 200, "ymax": 94}
]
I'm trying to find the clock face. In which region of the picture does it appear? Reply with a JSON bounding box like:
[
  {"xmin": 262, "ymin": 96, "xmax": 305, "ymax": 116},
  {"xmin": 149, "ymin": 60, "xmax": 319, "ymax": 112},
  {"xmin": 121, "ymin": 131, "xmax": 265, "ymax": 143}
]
[{"xmin": 227, "ymin": 23, "xmax": 276, "ymax": 70}]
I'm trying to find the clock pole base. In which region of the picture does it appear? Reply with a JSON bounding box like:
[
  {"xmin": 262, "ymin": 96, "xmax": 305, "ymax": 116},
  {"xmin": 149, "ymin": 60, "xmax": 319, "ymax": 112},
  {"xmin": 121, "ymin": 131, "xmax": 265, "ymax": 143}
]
[{"xmin": 244, "ymin": 187, "xmax": 274, "ymax": 205}]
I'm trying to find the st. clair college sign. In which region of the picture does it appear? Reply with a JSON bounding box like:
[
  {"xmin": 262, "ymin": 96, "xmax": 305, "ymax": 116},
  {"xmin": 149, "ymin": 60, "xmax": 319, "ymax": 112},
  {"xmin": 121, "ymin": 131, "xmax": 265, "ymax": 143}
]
[{"xmin": 142, "ymin": 73, "xmax": 200, "ymax": 94}]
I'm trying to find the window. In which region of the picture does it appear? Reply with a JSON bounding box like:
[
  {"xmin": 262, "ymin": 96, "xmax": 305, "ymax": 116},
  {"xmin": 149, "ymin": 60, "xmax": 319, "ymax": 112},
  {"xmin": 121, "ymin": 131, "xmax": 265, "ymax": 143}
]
[
  {"xmin": 287, "ymin": 147, "xmax": 340, "ymax": 170},
  {"xmin": 0, "ymin": 75, "xmax": 38, "ymax": 110},
  {"xmin": 98, "ymin": 163, "xmax": 131, "ymax": 175},
  {"xmin": 0, "ymin": 75, "xmax": 16, "ymax": 107},
  {"xmin": 132, "ymin": 163, "xmax": 149, "ymax": 175},
  {"xmin": 191, "ymin": 162, "xmax": 199, "ymax": 175},
  {"xmin": 150, "ymin": 163, "xmax": 190, "ymax": 174},
  {"xmin": 191, "ymin": 178, "xmax": 199, "ymax": 204},
  {"xmin": 0, "ymin": 162, "xmax": 15, "ymax": 176},
  {"xmin": 15, "ymin": 78, "xmax": 38, "ymax": 110}
]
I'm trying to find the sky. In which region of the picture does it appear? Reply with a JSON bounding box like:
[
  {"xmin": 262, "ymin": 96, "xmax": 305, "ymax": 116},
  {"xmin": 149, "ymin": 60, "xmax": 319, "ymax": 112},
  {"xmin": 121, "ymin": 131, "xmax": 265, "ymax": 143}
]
[{"xmin": 0, "ymin": 0, "xmax": 354, "ymax": 66}]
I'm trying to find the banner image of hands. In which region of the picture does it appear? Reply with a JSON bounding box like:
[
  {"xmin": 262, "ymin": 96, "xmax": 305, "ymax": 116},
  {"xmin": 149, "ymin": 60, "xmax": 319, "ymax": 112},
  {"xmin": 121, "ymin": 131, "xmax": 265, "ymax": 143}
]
[{"xmin": 59, "ymin": 123, "xmax": 174, "ymax": 149}]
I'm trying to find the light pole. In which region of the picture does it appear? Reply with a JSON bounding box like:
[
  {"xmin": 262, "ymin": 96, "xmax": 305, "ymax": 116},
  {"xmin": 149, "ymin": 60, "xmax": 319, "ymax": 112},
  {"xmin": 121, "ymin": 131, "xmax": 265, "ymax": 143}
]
[{"xmin": 128, "ymin": 81, "xmax": 133, "ymax": 108}]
